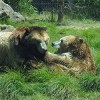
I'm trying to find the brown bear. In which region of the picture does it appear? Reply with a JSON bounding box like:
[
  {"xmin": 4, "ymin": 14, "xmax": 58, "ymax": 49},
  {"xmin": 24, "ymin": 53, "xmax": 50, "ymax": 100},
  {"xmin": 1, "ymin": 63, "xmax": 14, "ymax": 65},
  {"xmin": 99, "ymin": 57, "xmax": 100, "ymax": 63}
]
[
  {"xmin": 0, "ymin": 26, "xmax": 49, "ymax": 70},
  {"xmin": 51, "ymin": 35, "xmax": 96, "ymax": 74}
]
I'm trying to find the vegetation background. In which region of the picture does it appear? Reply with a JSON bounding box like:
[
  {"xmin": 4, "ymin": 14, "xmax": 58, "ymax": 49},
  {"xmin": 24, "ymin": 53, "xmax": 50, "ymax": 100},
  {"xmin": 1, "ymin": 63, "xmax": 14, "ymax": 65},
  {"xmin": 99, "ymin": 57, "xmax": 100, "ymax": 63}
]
[{"xmin": 0, "ymin": 0, "xmax": 100, "ymax": 100}]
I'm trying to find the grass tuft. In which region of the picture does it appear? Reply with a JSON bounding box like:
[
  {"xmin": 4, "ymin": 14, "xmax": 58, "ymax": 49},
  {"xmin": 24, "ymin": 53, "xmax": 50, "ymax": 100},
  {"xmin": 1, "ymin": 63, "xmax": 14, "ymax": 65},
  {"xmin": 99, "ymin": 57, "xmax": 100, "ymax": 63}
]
[
  {"xmin": 79, "ymin": 72, "xmax": 100, "ymax": 92},
  {"xmin": 47, "ymin": 74, "xmax": 78, "ymax": 100},
  {"xmin": 0, "ymin": 71, "xmax": 24, "ymax": 100},
  {"xmin": 26, "ymin": 67, "xmax": 53, "ymax": 83}
]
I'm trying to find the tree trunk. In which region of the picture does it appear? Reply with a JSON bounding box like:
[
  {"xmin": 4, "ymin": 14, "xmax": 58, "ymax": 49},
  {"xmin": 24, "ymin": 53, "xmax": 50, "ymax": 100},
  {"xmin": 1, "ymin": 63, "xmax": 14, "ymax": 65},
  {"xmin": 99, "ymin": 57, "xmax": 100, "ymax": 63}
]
[
  {"xmin": 51, "ymin": 0, "xmax": 54, "ymax": 22},
  {"xmin": 57, "ymin": 0, "xmax": 64, "ymax": 25}
]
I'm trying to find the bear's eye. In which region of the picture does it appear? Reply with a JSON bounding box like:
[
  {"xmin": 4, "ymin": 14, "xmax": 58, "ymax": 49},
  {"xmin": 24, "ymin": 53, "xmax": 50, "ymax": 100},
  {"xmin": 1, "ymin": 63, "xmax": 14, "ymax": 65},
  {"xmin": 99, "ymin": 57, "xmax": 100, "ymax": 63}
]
[
  {"xmin": 45, "ymin": 41, "xmax": 48, "ymax": 45},
  {"xmin": 69, "ymin": 43, "xmax": 72, "ymax": 46},
  {"xmin": 25, "ymin": 32, "xmax": 30, "ymax": 36},
  {"xmin": 73, "ymin": 43, "xmax": 76, "ymax": 45},
  {"xmin": 37, "ymin": 40, "xmax": 41, "ymax": 43}
]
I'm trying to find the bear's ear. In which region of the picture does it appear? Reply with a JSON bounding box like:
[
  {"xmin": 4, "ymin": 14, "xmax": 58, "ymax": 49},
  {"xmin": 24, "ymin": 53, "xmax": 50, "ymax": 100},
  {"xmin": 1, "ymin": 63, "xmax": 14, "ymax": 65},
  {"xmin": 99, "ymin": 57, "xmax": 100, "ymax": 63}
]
[
  {"xmin": 25, "ymin": 27, "xmax": 31, "ymax": 33},
  {"xmin": 13, "ymin": 28, "xmax": 27, "ymax": 46},
  {"xmin": 42, "ymin": 27, "xmax": 47, "ymax": 31},
  {"xmin": 24, "ymin": 28, "xmax": 31, "ymax": 36},
  {"xmin": 79, "ymin": 38, "xmax": 83, "ymax": 43}
]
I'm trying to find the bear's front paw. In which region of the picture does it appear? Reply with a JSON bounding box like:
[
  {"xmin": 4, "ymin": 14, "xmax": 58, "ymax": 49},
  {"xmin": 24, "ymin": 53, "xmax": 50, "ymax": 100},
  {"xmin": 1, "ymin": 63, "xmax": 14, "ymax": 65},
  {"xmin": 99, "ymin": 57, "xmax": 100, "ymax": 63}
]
[{"xmin": 61, "ymin": 52, "xmax": 72, "ymax": 59}]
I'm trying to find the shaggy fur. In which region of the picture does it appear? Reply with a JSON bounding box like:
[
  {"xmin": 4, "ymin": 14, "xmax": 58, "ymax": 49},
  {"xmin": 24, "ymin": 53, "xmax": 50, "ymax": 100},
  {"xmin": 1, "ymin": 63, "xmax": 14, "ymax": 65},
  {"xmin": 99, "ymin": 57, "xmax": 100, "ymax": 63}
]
[
  {"xmin": 0, "ymin": 26, "xmax": 49, "ymax": 70},
  {"xmin": 0, "ymin": 32, "xmax": 17, "ymax": 69},
  {"xmin": 51, "ymin": 35, "xmax": 96, "ymax": 74},
  {"xmin": 44, "ymin": 52, "xmax": 72, "ymax": 72},
  {"xmin": 10, "ymin": 26, "xmax": 49, "ymax": 60}
]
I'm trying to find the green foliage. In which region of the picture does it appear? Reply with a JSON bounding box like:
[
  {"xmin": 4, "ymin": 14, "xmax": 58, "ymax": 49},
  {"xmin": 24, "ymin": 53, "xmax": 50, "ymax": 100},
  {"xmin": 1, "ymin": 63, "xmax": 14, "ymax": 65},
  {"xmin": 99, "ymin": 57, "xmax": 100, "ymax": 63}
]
[
  {"xmin": 73, "ymin": 0, "xmax": 100, "ymax": 19},
  {"xmin": 18, "ymin": 0, "xmax": 37, "ymax": 15},
  {"xmin": 3, "ymin": 0, "xmax": 100, "ymax": 20},
  {"xmin": 3, "ymin": 0, "xmax": 36, "ymax": 15}
]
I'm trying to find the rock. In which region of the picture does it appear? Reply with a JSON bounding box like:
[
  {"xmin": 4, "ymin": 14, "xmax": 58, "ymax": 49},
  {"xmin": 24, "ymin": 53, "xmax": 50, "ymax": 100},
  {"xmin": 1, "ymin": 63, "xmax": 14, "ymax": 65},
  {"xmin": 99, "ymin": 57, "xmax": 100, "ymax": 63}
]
[
  {"xmin": 0, "ymin": 11, "xmax": 8, "ymax": 18},
  {"xmin": 11, "ymin": 12, "xmax": 25, "ymax": 22},
  {"xmin": 0, "ymin": 24, "xmax": 15, "ymax": 32},
  {"xmin": 0, "ymin": 0, "xmax": 25, "ymax": 22}
]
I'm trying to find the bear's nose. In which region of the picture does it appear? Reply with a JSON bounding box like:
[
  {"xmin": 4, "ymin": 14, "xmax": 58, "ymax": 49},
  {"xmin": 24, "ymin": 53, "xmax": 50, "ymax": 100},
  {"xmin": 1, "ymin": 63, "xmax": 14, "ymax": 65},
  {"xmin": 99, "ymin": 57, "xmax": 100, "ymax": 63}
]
[
  {"xmin": 52, "ymin": 42, "xmax": 55, "ymax": 47},
  {"xmin": 61, "ymin": 39, "xmax": 63, "ymax": 43},
  {"xmin": 40, "ymin": 42, "xmax": 47, "ymax": 50},
  {"xmin": 52, "ymin": 42, "xmax": 58, "ymax": 47},
  {"xmin": 52, "ymin": 41, "xmax": 61, "ymax": 48}
]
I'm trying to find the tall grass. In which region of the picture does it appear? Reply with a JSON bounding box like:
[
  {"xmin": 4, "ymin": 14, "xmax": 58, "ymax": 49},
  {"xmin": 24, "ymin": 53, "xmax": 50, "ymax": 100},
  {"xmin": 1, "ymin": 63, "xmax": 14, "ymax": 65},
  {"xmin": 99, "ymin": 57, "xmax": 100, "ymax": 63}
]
[
  {"xmin": 0, "ymin": 71, "xmax": 24, "ymax": 100},
  {"xmin": 0, "ymin": 19, "xmax": 100, "ymax": 99},
  {"xmin": 26, "ymin": 67, "xmax": 53, "ymax": 83},
  {"xmin": 46, "ymin": 74, "xmax": 78, "ymax": 100},
  {"xmin": 79, "ymin": 72, "xmax": 100, "ymax": 92}
]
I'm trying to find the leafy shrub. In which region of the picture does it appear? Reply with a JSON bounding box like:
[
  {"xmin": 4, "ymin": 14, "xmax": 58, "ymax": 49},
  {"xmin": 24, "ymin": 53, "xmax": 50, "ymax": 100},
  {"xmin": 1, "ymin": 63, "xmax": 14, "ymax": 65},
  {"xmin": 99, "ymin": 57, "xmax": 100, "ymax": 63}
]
[
  {"xmin": 18, "ymin": 0, "xmax": 37, "ymax": 15},
  {"xmin": 3, "ymin": 0, "xmax": 36, "ymax": 15}
]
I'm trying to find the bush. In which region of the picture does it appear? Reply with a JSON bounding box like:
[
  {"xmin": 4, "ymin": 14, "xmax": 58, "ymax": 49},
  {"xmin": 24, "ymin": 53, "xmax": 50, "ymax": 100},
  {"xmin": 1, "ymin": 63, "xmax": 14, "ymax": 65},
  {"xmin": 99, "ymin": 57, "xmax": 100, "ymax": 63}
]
[
  {"xmin": 3, "ymin": 0, "xmax": 36, "ymax": 15},
  {"xmin": 18, "ymin": 0, "xmax": 37, "ymax": 15}
]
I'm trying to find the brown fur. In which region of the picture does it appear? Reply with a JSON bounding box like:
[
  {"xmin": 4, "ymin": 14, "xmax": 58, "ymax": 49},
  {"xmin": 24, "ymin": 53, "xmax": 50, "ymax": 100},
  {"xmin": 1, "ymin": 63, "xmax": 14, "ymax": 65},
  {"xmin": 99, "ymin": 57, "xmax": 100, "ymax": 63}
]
[
  {"xmin": 0, "ymin": 26, "xmax": 49, "ymax": 70},
  {"xmin": 44, "ymin": 52, "xmax": 72, "ymax": 72},
  {"xmin": 51, "ymin": 35, "xmax": 96, "ymax": 74}
]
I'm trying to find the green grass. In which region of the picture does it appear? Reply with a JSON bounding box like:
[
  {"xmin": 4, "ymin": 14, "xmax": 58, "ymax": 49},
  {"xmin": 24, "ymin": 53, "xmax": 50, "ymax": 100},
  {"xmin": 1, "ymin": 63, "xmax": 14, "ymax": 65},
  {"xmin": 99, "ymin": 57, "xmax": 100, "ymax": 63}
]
[
  {"xmin": 0, "ymin": 19, "xmax": 100, "ymax": 100},
  {"xmin": 46, "ymin": 74, "xmax": 78, "ymax": 100}
]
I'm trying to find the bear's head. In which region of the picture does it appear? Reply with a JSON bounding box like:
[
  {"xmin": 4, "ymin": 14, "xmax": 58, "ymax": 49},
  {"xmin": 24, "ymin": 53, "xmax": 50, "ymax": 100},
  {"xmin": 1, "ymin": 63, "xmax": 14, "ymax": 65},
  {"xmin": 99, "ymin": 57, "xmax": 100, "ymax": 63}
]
[
  {"xmin": 10, "ymin": 26, "xmax": 50, "ymax": 59},
  {"xmin": 52, "ymin": 35, "xmax": 87, "ymax": 59}
]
